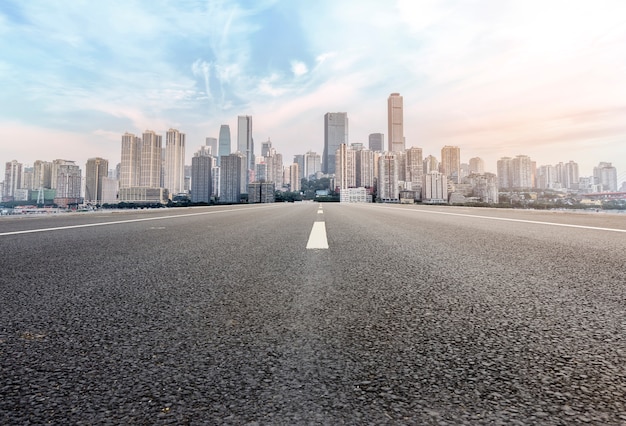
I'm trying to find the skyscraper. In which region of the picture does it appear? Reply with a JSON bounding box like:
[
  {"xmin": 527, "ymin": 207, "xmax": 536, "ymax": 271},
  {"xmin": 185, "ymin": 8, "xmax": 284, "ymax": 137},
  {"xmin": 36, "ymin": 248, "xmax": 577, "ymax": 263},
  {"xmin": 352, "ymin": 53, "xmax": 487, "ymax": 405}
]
[
  {"xmin": 120, "ymin": 132, "xmax": 141, "ymax": 188},
  {"xmin": 205, "ymin": 137, "xmax": 218, "ymax": 156},
  {"xmin": 378, "ymin": 153, "xmax": 399, "ymax": 202},
  {"xmin": 191, "ymin": 146, "xmax": 213, "ymax": 203},
  {"xmin": 369, "ymin": 133, "xmax": 384, "ymax": 152},
  {"xmin": 141, "ymin": 130, "xmax": 162, "ymax": 188},
  {"xmin": 440, "ymin": 146, "xmax": 461, "ymax": 183},
  {"xmin": 335, "ymin": 144, "xmax": 356, "ymax": 190},
  {"xmin": 33, "ymin": 160, "xmax": 52, "ymax": 190},
  {"xmin": 594, "ymin": 162, "xmax": 618, "ymax": 192},
  {"xmin": 355, "ymin": 149, "xmax": 375, "ymax": 188},
  {"xmin": 237, "ymin": 115, "xmax": 254, "ymax": 174},
  {"xmin": 405, "ymin": 147, "xmax": 423, "ymax": 188},
  {"xmin": 3, "ymin": 160, "xmax": 22, "ymax": 201},
  {"xmin": 85, "ymin": 157, "xmax": 109, "ymax": 204},
  {"xmin": 220, "ymin": 152, "xmax": 244, "ymax": 203},
  {"xmin": 323, "ymin": 112, "xmax": 348, "ymax": 175},
  {"xmin": 469, "ymin": 157, "xmax": 485, "ymax": 175},
  {"xmin": 53, "ymin": 160, "xmax": 82, "ymax": 207},
  {"xmin": 218, "ymin": 124, "xmax": 231, "ymax": 163},
  {"xmin": 304, "ymin": 151, "xmax": 322, "ymax": 179},
  {"xmin": 165, "ymin": 128, "xmax": 186, "ymax": 197},
  {"xmin": 422, "ymin": 171, "xmax": 448, "ymax": 204},
  {"xmin": 388, "ymin": 93, "xmax": 404, "ymax": 152}
]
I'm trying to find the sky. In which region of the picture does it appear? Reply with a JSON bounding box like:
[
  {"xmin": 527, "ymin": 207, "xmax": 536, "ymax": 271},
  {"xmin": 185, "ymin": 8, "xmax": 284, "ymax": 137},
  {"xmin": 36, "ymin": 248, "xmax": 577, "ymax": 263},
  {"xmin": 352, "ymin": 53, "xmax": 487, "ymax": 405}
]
[{"xmin": 1, "ymin": 0, "xmax": 625, "ymax": 182}]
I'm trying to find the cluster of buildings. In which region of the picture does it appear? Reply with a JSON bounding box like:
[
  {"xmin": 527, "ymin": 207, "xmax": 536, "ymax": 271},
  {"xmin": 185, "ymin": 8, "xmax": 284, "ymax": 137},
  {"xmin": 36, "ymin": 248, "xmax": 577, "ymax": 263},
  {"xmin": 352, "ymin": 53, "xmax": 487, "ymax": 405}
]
[{"xmin": 2, "ymin": 92, "xmax": 623, "ymax": 208}]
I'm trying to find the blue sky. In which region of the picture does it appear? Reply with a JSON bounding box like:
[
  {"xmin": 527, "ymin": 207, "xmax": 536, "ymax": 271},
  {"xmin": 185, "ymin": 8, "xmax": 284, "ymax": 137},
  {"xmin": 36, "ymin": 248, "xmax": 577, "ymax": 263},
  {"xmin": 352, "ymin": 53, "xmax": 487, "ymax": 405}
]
[{"xmin": 1, "ymin": 0, "xmax": 626, "ymax": 182}]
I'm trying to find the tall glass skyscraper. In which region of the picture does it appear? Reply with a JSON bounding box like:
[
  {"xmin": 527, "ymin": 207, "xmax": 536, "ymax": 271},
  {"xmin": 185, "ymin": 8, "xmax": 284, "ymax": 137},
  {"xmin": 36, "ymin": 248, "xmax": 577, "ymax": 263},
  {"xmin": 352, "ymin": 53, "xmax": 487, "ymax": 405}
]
[
  {"xmin": 323, "ymin": 112, "xmax": 348, "ymax": 175},
  {"xmin": 218, "ymin": 124, "xmax": 231, "ymax": 164}
]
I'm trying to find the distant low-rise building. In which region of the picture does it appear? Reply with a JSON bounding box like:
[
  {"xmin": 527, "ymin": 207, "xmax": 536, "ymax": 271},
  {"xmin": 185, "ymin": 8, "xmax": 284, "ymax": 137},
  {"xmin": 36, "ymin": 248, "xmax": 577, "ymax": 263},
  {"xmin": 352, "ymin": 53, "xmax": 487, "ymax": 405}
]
[
  {"xmin": 248, "ymin": 182, "xmax": 275, "ymax": 203},
  {"xmin": 340, "ymin": 187, "xmax": 370, "ymax": 203}
]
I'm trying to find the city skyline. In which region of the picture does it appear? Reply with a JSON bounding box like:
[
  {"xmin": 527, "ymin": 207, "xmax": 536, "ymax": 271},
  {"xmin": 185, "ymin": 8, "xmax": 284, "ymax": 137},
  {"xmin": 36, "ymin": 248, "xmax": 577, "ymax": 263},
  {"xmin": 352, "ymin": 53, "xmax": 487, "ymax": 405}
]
[{"xmin": 1, "ymin": 1, "xmax": 626, "ymax": 180}]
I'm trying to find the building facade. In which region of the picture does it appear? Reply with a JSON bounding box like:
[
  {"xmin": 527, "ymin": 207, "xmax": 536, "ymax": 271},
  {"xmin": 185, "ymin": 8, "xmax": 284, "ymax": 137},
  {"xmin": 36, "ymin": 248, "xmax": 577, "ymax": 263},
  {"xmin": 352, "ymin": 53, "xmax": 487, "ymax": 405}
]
[
  {"xmin": 85, "ymin": 157, "xmax": 109, "ymax": 204},
  {"xmin": 165, "ymin": 128, "xmax": 186, "ymax": 197}
]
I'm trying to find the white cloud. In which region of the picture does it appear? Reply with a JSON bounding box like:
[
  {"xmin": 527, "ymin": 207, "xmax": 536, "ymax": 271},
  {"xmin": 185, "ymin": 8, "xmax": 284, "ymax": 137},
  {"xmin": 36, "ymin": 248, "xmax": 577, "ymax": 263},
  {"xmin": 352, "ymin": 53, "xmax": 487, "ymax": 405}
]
[{"xmin": 290, "ymin": 60, "xmax": 308, "ymax": 77}]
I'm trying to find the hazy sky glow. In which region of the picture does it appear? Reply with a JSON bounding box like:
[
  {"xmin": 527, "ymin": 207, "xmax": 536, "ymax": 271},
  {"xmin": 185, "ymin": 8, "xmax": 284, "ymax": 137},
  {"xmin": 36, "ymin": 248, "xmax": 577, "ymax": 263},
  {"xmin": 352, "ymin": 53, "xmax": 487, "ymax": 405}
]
[{"xmin": 1, "ymin": 0, "xmax": 625, "ymax": 181}]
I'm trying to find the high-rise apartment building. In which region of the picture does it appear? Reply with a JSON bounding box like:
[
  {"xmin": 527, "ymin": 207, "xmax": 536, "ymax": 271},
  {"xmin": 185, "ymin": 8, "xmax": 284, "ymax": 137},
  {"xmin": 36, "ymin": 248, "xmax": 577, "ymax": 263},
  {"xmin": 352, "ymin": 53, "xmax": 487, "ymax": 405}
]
[
  {"xmin": 422, "ymin": 171, "xmax": 448, "ymax": 204},
  {"xmin": 33, "ymin": 160, "xmax": 52, "ymax": 190},
  {"xmin": 369, "ymin": 133, "xmax": 384, "ymax": 152},
  {"xmin": 290, "ymin": 163, "xmax": 300, "ymax": 191},
  {"xmin": 440, "ymin": 146, "xmax": 461, "ymax": 184},
  {"xmin": 191, "ymin": 146, "xmax": 214, "ymax": 203},
  {"xmin": 323, "ymin": 112, "xmax": 348, "ymax": 175},
  {"xmin": 355, "ymin": 149, "xmax": 375, "ymax": 188},
  {"xmin": 378, "ymin": 153, "xmax": 399, "ymax": 202},
  {"xmin": 237, "ymin": 116, "xmax": 254, "ymax": 175},
  {"xmin": 388, "ymin": 93, "xmax": 404, "ymax": 152},
  {"xmin": 165, "ymin": 128, "xmax": 186, "ymax": 197},
  {"xmin": 85, "ymin": 157, "xmax": 109, "ymax": 203},
  {"xmin": 512, "ymin": 155, "xmax": 533, "ymax": 189},
  {"xmin": 537, "ymin": 165, "xmax": 558, "ymax": 190},
  {"xmin": 469, "ymin": 157, "xmax": 485, "ymax": 175},
  {"xmin": 3, "ymin": 160, "xmax": 22, "ymax": 200},
  {"xmin": 405, "ymin": 147, "xmax": 423, "ymax": 187},
  {"xmin": 336, "ymin": 144, "xmax": 356, "ymax": 190},
  {"xmin": 468, "ymin": 173, "xmax": 499, "ymax": 203},
  {"xmin": 120, "ymin": 132, "xmax": 141, "ymax": 188},
  {"xmin": 141, "ymin": 130, "xmax": 162, "ymax": 188},
  {"xmin": 497, "ymin": 157, "xmax": 512, "ymax": 189},
  {"xmin": 218, "ymin": 125, "xmax": 231, "ymax": 164},
  {"xmin": 53, "ymin": 160, "xmax": 82, "ymax": 207},
  {"xmin": 593, "ymin": 162, "xmax": 618, "ymax": 192},
  {"xmin": 220, "ymin": 152, "xmax": 244, "ymax": 203},
  {"xmin": 424, "ymin": 155, "xmax": 439, "ymax": 174},
  {"xmin": 304, "ymin": 151, "xmax": 322, "ymax": 179}
]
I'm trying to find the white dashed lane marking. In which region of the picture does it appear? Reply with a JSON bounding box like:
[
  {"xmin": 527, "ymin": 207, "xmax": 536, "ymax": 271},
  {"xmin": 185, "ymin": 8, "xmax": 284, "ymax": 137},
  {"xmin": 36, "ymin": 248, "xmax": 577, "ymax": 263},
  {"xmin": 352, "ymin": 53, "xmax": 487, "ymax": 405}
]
[{"xmin": 306, "ymin": 221, "xmax": 329, "ymax": 249}]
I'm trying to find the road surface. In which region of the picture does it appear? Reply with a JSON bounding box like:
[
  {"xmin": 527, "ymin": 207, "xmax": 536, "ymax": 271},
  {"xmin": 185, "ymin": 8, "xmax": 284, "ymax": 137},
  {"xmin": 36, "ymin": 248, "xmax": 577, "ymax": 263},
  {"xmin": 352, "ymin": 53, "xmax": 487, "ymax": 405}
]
[{"xmin": 1, "ymin": 203, "xmax": 625, "ymax": 424}]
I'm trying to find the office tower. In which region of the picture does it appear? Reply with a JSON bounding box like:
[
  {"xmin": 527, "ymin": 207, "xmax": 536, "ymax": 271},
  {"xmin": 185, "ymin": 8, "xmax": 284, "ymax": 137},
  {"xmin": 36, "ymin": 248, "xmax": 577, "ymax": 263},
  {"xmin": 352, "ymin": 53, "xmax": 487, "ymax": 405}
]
[
  {"xmin": 237, "ymin": 115, "xmax": 254, "ymax": 173},
  {"xmin": 511, "ymin": 155, "xmax": 533, "ymax": 189},
  {"xmin": 323, "ymin": 112, "xmax": 348, "ymax": 175},
  {"xmin": 405, "ymin": 147, "xmax": 423, "ymax": 187},
  {"xmin": 497, "ymin": 157, "xmax": 513, "ymax": 189},
  {"xmin": 191, "ymin": 146, "xmax": 213, "ymax": 203},
  {"xmin": 388, "ymin": 93, "xmax": 404, "ymax": 152},
  {"xmin": 304, "ymin": 151, "xmax": 322, "ymax": 179},
  {"xmin": 205, "ymin": 137, "xmax": 218, "ymax": 156},
  {"xmin": 261, "ymin": 139, "xmax": 272, "ymax": 157},
  {"xmin": 440, "ymin": 146, "xmax": 461, "ymax": 183},
  {"xmin": 422, "ymin": 171, "xmax": 448, "ymax": 204},
  {"xmin": 424, "ymin": 155, "xmax": 439, "ymax": 174},
  {"xmin": 378, "ymin": 153, "xmax": 399, "ymax": 202},
  {"xmin": 220, "ymin": 153, "xmax": 244, "ymax": 203},
  {"xmin": 3, "ymin": 160, "xmax": 22, "ymax": 200},
  {"xmin": 165, "ymin": 128, "xmax": 186, "ymax": 196},
  {"xmin": 355, "ymin": 148, "xmax": 375, "ymax": 188},
  {"xmin": 469, "ymin": 157, "xmax": 485, "ymax": 175},
  {"xmin": 369, "ymin": 133, "xmax": 384, "ymax": 152},
  {"xmin": 290, "ymin": 163, "xmax": 300, "ymax": 191},
  {"xmin": 120, "ymin": 132, "xmax": 141, "ymax": 188},
  {"xmin": 53, "ymin": 160, "xmax": 82, "ymax": 207},
  {"xmin": 593, "ymin": 162, "xmax": 618, "ymax": 192},
  {"xmin": 140, "ymin": 130, "xmax": 162, "ymax": 188},
  {"xmin": 85, "ymin": 157, "xmax": 109, "ymax": 203},
  {"xmin": 336, "ymin": 144, "xmax": 356, "ymax": 190},
  {"xmin": 218, "ymin": 124, "xmax": 231, "ymax": 164},
  {"xmin": 33, "ymin": 160, "xmax": 52, "ymax": 189}
]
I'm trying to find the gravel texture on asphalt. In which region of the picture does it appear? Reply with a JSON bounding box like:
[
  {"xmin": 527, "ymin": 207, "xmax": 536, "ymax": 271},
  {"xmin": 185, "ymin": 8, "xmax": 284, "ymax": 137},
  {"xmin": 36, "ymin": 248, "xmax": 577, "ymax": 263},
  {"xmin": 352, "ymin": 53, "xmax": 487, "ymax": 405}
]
[{"xmin": 1, "ymin": 203, "xmax": 625, "ymax": 425}]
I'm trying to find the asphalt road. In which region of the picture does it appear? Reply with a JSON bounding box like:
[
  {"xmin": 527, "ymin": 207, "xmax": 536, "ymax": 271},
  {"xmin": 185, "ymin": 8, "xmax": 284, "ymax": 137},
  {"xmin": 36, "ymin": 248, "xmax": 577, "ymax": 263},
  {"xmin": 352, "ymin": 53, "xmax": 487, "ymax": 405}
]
[{"xmin": 1, "ymin": 203, "xmax": 625, "ymax": 425}]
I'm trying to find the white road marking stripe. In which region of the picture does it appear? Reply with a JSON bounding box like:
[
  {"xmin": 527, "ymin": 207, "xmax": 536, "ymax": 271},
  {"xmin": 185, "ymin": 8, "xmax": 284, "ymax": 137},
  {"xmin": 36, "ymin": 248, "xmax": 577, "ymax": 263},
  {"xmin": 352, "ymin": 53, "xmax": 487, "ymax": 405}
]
[
  {"xmin": 306, "ymin": 221, "xmax": 329, "ymax": 249},
  {"xmin": 0, "ymin": 205, "xmax": 278, "ymax": 237},
  {"xmin": 317, "ymin": 210, "xmax": 323, "ymax": 214},
  {"xmin": 374, "ymin": 206, "xmax": 626, "ymax": 233}
]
